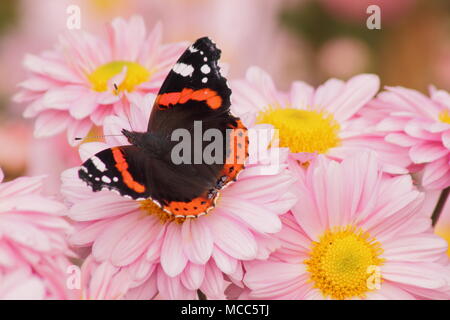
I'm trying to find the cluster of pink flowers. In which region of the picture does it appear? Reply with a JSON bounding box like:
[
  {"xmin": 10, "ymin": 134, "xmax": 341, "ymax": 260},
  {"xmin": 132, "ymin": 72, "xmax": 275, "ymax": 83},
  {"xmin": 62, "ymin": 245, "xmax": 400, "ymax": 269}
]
[
  {"xmin": 5, "ymin": 16, "xmax": 450, "ymax": 300},
  {"xmin": 0, "ymin": 168, "xmax": 74, "ymax": 299}
]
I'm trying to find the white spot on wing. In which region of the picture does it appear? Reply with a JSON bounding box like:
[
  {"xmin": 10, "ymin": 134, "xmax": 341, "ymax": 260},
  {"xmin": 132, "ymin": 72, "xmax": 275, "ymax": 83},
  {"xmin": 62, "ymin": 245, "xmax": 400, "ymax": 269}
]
[
  {"xmin": 102, "ymin": 176, "xmax": 112, "ymax": 183},
  {"xmin": 113, "ymin": 177, "xmax": 119, "ymax": 182},
  {"xmin": 91, "ymin": 156, "xmax": 106, "ymax": 172},
  {"xmin": 172, "ymin": 63, "xmax": 194, "ymax": 77},
  {"xmin": 188, "ymin": 45, "xmax": 198, "ymax": 52},
  {"xmin": 201, "ymin": 64, "xmax": 211, "ymax": 74},
  {"xmin": 202, "ymin": 77, "xmax": 208, "ymax": 83}
]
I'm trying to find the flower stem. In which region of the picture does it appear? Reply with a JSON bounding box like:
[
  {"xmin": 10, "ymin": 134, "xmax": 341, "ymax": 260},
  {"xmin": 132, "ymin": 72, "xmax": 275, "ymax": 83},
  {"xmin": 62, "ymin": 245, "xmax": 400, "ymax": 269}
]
[{"xmin": 431, "ymin": 187, "xmax": 450, "ymax": 227}]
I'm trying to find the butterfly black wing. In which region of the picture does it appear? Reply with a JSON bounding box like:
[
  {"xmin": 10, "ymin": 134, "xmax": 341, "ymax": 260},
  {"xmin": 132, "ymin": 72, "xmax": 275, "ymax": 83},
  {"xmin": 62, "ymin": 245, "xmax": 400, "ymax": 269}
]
[{"xmin": 79, "ymin": 37, "xmax": 248, "ymax": 217}]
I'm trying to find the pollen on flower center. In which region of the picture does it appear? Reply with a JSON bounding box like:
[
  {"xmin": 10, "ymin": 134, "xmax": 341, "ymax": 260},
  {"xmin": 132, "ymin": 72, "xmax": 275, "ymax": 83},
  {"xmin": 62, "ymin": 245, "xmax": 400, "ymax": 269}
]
[
  {"xmin": 304, "ymin": 226, "xmax": 384, "ymax": 300},
  {"xmin": 438, "ymin": 110, "xmax": 450, "ymax": 124},
  {"xmin": 257, "ymin": 108, "xmax": 340, "ymax": 154},
  {"xmin": 139, "ymin": 199, "xmax": 186, "ymax": 224},
  {"xmin": 88, "ymin": 61, "xmax": 151, "ymax": 93}
]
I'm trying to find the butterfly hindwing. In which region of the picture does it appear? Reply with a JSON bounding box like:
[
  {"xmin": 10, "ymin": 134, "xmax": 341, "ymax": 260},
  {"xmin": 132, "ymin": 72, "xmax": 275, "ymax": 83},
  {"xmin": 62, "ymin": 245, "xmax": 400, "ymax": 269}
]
[{"xmin": 79, "ymin": 146, "xmax": 152, "ymax": 200}]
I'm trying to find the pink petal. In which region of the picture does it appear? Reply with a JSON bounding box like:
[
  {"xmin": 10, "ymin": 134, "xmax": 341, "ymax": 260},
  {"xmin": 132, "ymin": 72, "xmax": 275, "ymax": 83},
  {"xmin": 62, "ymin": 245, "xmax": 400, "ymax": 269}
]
[
  {"xmin": 209, "ymin": 213, "xmax": 258, "ymax": 260},
  {"xmin": 386, "ymin": 86, "xmax": 440, "ymax": 119},
  {"xmin": 290, "ymin": 181, "xmax": 322, "ymax": 241},
  {"xmin": 220, "ymin": 196, "xmax": 282, "ymax": 233},
  {"xmin": 69, "ymin": 92, "xmax": 98, "ymax": 119},
  {"xmin": 180, "ymin": 263, "xmax": 205, "ymax": 291},
  {"xmin": 14, "ymin": 90, "xmax": 42, "ymax": 104},
  {"xmin": 199, "ymin": 261, "xmax": 226, "ymax": 299},
  {"xmin": 212, "ymin": 247, "xmax": 237, "ymax": 275},
  {"xmin": 125, "ymin": 256, "xmax": 155, "ymax": 286},
  {"xmin": 0, "ymin": 220, "xmax": 51, "ymax": 252},
  {"xmin": 124, "ymin": 16, "xmax": 147, "ymax": 61},
  {"xmin": 422, "ymin": 156, "xmax": 450, "ymax": 189},
  {"xmin": 442, "ymin": 131, "xmax": 450, "ymax": 149},
  {"xmin": 244, "ymin": 261, "xmax": 308, "ymax": 299},
  {"xmin": 91, "ymin": 213, "xmax": 144, "ymax": 262},
  {"xmin": 69, "ymin": 194, "xmax": 138, "ymax": 221},
  {"xmin": 88, "ymin": 261, "xmax": 120, "ymax": 299},
  {"xmin": 102, "ymin": 115, "xmax": 130, "ymax": 147},
  {"xmin": 123, "ymin": 274, "xmax": 157, "ymax": 300},
  {"xmin": 79, "ymin": 142, "xmax": 109, "ymax": 162},
  {"xmin": 0, "ymin": 194, "xmax": 66, "ymax": 215},
  {"xmin": 245, "ymin": 261, "xmax": 303, "ymax": 288},
  {"xmin": 138, "ymin": 22, "xmax": 162, "ymax": 66},
  {"xmin": 23, "ymin": 98, "xmax": 45, "ymax": 118},
  {"xmin": 312, "ymin": 78, "xmax": 345, "ymax": 111},
  {"xmin": 245, "ymin": 67, "xmax": 280, "ymax": 104},
  {"xmin": 365, "ymin": 282, "xmax": 414, "ymax": 300},
  {"xmin": 18, "ymin": 76, "xmax": 59, "ymax": 92},
  {"xmin": 181, "ymin": 218, "xmax": 213, "ymax": 265},
  {"xmin": 290, "ymin": 81, "xmax": 314, "ymax": 109},
  {"xmin": 67, "ymin": 118, "xmax": 92, "ymax": 146},
  {"xmin": 385, "ymin": 133, "xmax": 419, "ymax": 147},
  {"xmin": 23, "ymin": 54, "xmax": 82, "ymax": 83},
  {"xmin": 69, "ymin": 220, "xmax": 113, "ymax": 246},
  {"xmin": 96, "ymin": 91, "xmax": 120, "ymax": 105},
  {"xmin": 262, "ymin": 192, "xmax": 298, "ymax": 214},
  {"xmin": 156, "ymin": 267, "xmax": 196, "ymax": 300},
  {"xmin": 110, "ymin": 216, "xmax": 159, "ymax": 266},
  {"xmin": 0, "ymin": 270, "xmax": 45, "ymax": 300},
  {"xmin": 383, "ymin": 234, "xmax": 447, "ymax": 262},
  {"xmin": 0, "ymin": 175, "xmax": 44, "ymax": 198},
  {"xmin": 42, "ymin": 86, "xmax": 85, "ymax": 110},
  {"xmin": 223, "ymin": 174, "xmax": 295, "ymax": 202},
  {"xmin": 405, "ymin": 120, "xmax": 440, "ymax": 140},
  {"xmin": 34, "ymin": 110, "xmax": 71, "ymax": 138},
  {"xmin": 409, "ymin": 142, "xmax": 448, "ymax": 164},
  {"xmin": 382, "ymin": 262, "xmax": 448, "ymax": 289},
  {"xmin": 160, "ymin": 222, "xmax": 188, "ymax": 277},
  {"xmin": 376, "ymin": 117, "xmax": 409, "ymax": 131},
  {"xmin": 326, "ymin": 74, "xmax": 380, "ymax": 122}
]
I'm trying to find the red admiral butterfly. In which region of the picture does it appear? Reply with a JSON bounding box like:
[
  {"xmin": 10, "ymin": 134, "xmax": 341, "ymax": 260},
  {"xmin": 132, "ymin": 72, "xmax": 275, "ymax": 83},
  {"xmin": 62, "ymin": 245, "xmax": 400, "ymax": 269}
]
[{"xmin": 79, "ymin": 37, "xmax": 249, "ymax": 218}]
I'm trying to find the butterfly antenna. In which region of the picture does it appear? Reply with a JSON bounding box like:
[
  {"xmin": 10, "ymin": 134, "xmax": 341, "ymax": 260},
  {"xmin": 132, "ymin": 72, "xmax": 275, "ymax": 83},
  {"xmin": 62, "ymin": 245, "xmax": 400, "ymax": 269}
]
[
  {"xmin": 74, "ymin": 134, "xmax": 125, "ymax": 141},
  {"xmin": 74, "ymin": 83, "xmax": 135, "ymax": 142}
]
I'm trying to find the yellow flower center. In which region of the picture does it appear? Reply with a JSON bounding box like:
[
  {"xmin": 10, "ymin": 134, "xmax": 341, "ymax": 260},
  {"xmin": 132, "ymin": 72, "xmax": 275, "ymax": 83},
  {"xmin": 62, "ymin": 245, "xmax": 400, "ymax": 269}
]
[
  {"xmin": 257, "ymin": 108, "xmax": 340, "ymax": 153},
  {"xmin": 305, "ymin": 226, "xmax": 384, "ymax": 300},
  {"xmin": 88, "ymin": 61, "xmax": 151, "ymax": 93},
  {"xmin": 438, "ymin": 110, "xmax": 450, "ymax": 124}
]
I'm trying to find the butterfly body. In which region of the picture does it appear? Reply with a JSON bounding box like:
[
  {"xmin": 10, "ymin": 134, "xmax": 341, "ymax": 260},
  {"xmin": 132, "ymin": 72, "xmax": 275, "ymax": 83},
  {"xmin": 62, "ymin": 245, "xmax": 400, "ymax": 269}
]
[{"xmin": 79, "ymin": 37, "xmax": 248, "ymax": 218}]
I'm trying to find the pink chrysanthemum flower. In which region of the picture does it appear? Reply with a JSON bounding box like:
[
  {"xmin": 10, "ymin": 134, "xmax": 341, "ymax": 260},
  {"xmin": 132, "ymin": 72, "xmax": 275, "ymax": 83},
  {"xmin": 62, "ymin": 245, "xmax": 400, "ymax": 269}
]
[
  {"xmin": 231, "ymin": 67, "xmax": 411, "ymax": 174},
  {"xmin": 61, "ymin": 94, "xmax": 297, "ymax": 299},
  {"xmin": 242, "ymin": 153, "xmax": 450, "ymax": 300},
  {"xmin": 14, "ymin": 16, "xmax": 186, "ymax": 146},
  {"xmin": 0, "ymin": 168, "xmax": 75, "ymax": 299},
  {"xmin": 364, "ymin": 86, "xmax": 450, "ymax": 190}
]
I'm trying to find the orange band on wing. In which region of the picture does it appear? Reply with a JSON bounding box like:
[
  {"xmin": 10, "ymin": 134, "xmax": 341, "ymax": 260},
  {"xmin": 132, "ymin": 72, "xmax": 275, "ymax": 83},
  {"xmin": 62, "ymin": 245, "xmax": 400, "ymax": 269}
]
[
  {"xmin": 156, "ymin": 88, "xmax": 222, "ymax": 110},
  {"xmin": 111, "ymin": 147, "xmax": 146, "ymax": 193},
  {"xmin": 164, "ymin": 196, "xmax": 214, "ymax": 217}
]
